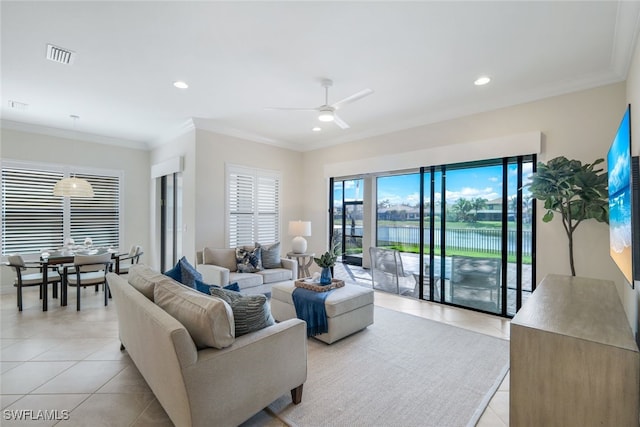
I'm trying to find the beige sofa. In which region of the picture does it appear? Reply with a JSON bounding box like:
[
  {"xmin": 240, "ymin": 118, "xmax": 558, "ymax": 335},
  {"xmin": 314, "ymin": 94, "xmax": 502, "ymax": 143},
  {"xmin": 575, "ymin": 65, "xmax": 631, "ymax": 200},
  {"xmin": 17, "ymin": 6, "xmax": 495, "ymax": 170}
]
[
  {"xmin": 196, "ymin": 246, "xmax": 297, "ymax": 295},
  {"xmin": 107, "ymin": 265, "xmax": 307, "ymax": 427}
]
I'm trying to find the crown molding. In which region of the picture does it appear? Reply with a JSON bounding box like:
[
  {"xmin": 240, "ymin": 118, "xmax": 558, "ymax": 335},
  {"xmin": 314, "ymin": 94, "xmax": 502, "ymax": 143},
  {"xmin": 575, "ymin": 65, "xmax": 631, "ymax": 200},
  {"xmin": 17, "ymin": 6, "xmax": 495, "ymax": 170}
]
[{"xmin": 0, "ymin": 119, "xmax": 149, "ymax": 151}]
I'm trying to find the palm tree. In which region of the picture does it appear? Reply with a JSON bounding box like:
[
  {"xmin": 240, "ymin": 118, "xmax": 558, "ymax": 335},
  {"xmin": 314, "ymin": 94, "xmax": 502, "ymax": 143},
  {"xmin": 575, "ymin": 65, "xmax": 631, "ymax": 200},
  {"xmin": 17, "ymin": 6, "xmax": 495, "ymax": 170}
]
[
  {"xmin": 471, "ymin": 197, "xmax": 488, "ymax": 222},
  {"xmin": 452, "ymin": 198, "xmax": 472, "ymax": 222}
]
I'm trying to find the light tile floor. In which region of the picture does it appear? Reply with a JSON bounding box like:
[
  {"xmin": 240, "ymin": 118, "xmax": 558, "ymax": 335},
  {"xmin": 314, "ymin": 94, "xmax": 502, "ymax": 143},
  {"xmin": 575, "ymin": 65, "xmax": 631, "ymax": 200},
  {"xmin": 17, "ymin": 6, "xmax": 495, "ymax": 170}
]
[{"xmin": 1, "ymin": 279, "xmax": 509, "ymax": 426}]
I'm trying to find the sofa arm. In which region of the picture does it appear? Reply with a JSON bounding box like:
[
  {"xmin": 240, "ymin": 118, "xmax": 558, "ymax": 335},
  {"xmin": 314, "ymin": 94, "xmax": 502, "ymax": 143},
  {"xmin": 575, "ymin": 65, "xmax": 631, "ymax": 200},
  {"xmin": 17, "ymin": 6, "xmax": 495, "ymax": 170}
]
[
  {"xmin": 183, "ymin": 319, "xmax": 307, "ymax": 427},
  {"xmin": 196, "ymin": 264, "xmax": 230, "ymax": 286},
  {"xmin": 280, "ymin": 257, "xmax": 298, "ymax": 280}
]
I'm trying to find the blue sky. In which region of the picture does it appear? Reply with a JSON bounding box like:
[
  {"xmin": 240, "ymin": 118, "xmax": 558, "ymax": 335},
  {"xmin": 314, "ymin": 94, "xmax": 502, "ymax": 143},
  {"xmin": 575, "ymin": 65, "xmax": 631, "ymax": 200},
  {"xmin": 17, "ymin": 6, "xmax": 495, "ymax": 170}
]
[{"xmin": 375, "ymin": 163, "xmax": 533, "ymax": 206}]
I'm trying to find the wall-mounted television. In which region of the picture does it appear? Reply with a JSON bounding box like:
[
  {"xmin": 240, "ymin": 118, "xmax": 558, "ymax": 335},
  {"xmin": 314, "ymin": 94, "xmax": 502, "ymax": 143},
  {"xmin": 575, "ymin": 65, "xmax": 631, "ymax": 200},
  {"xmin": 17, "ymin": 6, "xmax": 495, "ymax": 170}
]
[{"xmin": 607, "ymin": 104, "xmax": 639, "ymax": 287}]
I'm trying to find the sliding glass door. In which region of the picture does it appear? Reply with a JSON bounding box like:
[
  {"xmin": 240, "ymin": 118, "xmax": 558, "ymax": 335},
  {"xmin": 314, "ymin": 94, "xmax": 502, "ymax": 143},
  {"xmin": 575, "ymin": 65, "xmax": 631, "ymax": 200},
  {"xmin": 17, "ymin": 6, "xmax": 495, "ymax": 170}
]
[{"xmin": 370, "ymin": 155, "xmax": 536, "ymax": 317}]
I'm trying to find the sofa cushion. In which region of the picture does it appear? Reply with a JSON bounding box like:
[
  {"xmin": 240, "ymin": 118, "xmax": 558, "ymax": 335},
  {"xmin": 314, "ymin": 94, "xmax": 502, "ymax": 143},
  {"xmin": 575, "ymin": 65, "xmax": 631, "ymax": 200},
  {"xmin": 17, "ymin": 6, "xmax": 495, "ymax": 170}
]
[
  {"xmin": 128, "ymin": 264, "xmax": 164, "ymax": 301},
  {"xmin": 229, "ymin": 272, "xmax": 264, "ymax": 288},
  {"xmin": 154, "ymin": 280, "xmax": 235, "ymax": 349},
  {"xmin": 257, "ymin": 242, "xmax": 281, "ymax": 269},
  {"xmin": 209, "ymin": 287, "xmax": 274, "ymax": 336},
  {"xmin": 179, "ymin": 257, "xmax": 202, "ymax": 288},
  {"xmin": 236, "ymin": 247, "xmax": 263, "ymax": 273},
  {"xmin": 257, "ymin": 268, "xmax": 293, "ymax": 284},
  {"xmin": 203, "ymin": 247, "xmax": 237, "ymax": 272}
]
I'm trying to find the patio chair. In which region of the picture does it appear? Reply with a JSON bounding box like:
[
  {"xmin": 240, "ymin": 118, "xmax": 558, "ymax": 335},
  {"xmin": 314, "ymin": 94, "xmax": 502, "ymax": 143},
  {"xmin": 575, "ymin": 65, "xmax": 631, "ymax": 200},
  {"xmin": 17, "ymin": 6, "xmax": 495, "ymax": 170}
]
[
  {"xmin": 7, "ymin": 255, "xmax": 61, "ymax": 311},
  {"xmin": 450, "ymin": 255, "xmax": 501, "ymax": 311},
  {"xmin": 369, "ymin": 247, "xmax": 415, "ymax": 295},
  {"xmin": 67, "ymin": 253, "xmax": 113, "ymax": 310}
]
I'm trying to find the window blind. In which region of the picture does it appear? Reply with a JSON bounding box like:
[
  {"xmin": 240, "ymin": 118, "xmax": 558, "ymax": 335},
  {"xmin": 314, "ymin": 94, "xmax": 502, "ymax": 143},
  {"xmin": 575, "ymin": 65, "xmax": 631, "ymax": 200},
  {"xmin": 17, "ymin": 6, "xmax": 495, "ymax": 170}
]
[
  {"xmin": 1, "ymin": 163, "xmax": 121, "ymax": 256},
  {"xmin": 2, "ymin": 167, "xmax": 64, "ymax": 255}
]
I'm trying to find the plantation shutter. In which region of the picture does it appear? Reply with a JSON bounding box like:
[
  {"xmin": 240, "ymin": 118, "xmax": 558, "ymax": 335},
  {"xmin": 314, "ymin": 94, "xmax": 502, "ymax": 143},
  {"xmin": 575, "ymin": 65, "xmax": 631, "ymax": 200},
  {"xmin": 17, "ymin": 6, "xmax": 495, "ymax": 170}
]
[
  {"xmin": 2, "ymin": 167, "xmax": 64, "ymax": 255},
  {"xmin": 257, "ymin": 174, "xmax": 280, "ymax": 244},
  {"xmin": 228, "ymin": 170, "xmax": 256, "ymax": 247},
  {"xmin": 227, "ymin": 165, "xmax": 280, "ymax": 248}
]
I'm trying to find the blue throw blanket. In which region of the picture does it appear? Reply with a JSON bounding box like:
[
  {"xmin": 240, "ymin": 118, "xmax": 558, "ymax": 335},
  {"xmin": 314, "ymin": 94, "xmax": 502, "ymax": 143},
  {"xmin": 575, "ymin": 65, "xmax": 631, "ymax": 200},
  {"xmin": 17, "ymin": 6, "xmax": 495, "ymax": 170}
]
[{"xmin": 292, "ymin": 287, "xmax": 333, "ymax": 337}]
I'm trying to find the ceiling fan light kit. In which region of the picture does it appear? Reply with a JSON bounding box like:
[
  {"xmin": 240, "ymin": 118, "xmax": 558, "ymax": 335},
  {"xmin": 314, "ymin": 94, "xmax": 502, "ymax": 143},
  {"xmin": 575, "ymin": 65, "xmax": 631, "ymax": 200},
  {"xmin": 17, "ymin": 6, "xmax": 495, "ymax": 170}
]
[
  {"xmin": 267, "ymin": 78, "xmax": 373, "ymax": 130},
  {"xmin": 318, "ymin": 108, "xmax": 334, "ymax": 122}
]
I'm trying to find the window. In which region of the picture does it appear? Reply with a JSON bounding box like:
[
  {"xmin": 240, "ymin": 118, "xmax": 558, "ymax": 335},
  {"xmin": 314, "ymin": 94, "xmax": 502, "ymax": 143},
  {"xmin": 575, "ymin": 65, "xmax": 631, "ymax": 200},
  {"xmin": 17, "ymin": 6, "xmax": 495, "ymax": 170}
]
[
  {"xmin": 226, "ymin": 165, "xmax": 280, "ymax": 247},
  {"xmin": 1, "ymin": 161, "xmax": 122, "ymax": 255}
]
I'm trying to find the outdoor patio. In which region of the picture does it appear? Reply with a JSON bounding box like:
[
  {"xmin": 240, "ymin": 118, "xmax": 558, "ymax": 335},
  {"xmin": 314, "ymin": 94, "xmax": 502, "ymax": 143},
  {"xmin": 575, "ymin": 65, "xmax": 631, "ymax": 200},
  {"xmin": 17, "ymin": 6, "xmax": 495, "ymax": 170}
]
[{"xmin": 333, "ymin": 252, "xmax": 532, "ymax": 316}]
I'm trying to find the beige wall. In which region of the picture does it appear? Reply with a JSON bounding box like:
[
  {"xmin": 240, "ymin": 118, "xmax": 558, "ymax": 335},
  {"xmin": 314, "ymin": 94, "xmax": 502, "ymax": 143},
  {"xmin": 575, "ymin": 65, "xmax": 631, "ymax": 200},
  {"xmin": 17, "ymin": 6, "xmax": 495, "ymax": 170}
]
[
  {"xmin": 0, "ymin": 128, "xmax": 150, "ymax": 292},
  {"xmin": 301, "ymin": 82, "xmax": 634, "ymax": 329},
  {"xmin": 193, "ymin": 129, "xmax": 304, "ymax": 253}
]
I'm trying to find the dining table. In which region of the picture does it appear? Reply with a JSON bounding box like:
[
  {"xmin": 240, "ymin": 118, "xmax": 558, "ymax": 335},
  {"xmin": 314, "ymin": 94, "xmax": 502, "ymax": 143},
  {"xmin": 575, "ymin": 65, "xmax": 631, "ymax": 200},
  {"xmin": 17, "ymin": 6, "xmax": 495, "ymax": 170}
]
[{"xmin": 40, "ymin": 247, "xmax": 126, "ymax": 311}]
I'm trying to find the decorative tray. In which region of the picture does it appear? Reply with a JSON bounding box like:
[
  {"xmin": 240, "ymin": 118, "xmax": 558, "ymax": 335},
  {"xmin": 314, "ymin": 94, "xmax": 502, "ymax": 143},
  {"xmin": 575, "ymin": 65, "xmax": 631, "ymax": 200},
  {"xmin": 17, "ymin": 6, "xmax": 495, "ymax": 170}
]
[{"xmin": 294, "ymin": 278, "xmax": 345, "ymax": 292}]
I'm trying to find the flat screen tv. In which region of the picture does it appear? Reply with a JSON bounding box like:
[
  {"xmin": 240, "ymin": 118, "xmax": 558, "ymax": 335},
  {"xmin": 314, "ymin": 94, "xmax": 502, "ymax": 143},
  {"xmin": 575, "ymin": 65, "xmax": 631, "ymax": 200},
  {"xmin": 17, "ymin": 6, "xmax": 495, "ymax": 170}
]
[{"xmin": 607, "ymin": 104, "xmax": 639, "ymax": 286}]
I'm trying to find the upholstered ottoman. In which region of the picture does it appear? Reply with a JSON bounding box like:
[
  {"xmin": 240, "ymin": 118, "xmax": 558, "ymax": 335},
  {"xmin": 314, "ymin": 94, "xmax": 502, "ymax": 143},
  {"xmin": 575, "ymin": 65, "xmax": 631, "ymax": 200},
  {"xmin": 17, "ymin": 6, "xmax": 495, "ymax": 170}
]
[{"xmin": 271, "ymin": 281, "xmax": 374, "ymax": 344}]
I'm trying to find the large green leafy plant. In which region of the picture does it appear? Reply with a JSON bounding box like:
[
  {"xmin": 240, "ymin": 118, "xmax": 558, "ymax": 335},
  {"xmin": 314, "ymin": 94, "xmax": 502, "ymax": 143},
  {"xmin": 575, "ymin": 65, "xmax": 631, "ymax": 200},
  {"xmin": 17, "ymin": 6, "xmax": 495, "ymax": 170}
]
[{"xmin": 528, "ymin": 156, "xmax": 609, "ymax": 276}]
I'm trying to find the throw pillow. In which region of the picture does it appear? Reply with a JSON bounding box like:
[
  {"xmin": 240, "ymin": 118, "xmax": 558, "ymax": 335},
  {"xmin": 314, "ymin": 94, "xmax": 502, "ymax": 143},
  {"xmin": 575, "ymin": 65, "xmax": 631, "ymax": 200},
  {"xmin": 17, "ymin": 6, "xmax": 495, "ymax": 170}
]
[
  {"xmin": 256, "ymin": 241, "xmax": 281, "ymax": 269},
  {"xmin": 164, "ymin": 261, "xmax": 182, "ymax": 282},
  {"xmin": 236, "ymin": 247, "xmax": 263, "ymax": 273},
  {"xmin": 154, "ymin": 280, "xmax": 235, "ymax": 349},
  {"xmin": 209, "ymin": 287, "xmax": 274, "ymax": 336},
  {"xmin": 193, "ymin": 279, "xmax": 240, "ymax": 295},
  {"xmin": 179, "ymin": 256, "xmax": 202, "ymax": 288}
]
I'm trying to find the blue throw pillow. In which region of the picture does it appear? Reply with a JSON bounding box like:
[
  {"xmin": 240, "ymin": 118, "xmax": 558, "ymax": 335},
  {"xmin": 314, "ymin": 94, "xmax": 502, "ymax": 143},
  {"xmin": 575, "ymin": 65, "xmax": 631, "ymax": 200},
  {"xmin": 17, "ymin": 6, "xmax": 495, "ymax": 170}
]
[
  {"xmin": 193, "ymin": 279, "xmax": 241, "ymax": 295},
  {"xmin": 224, "ymin": 282, "xmax": 241, "ymax": 292},
  {"xmin": 179, "ymin": 256, "xmax": 202, "ymax": 288},
  {"xmin": 164, "ymin": 261, "xmax": 182, "ymax": 282}
]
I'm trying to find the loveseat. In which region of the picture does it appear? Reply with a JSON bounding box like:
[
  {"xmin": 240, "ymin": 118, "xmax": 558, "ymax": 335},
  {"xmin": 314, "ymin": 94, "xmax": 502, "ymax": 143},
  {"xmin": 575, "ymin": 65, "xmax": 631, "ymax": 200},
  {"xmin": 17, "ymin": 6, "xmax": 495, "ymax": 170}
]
[
  {"xmin": 106, "ymin": 264, "xmax": 307, "ymax": 427},
  {"xmin": 196, "ymin": 243, "xmax": 297, "ymax": 295}
]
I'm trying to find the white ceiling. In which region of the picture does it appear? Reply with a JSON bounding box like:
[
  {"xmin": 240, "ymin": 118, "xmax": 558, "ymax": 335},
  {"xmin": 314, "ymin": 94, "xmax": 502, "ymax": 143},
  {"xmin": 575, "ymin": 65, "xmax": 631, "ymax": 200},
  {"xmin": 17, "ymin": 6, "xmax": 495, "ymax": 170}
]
[{"xmin": 2, "ymin": 1, "xmax": 640, "ymax": 152}]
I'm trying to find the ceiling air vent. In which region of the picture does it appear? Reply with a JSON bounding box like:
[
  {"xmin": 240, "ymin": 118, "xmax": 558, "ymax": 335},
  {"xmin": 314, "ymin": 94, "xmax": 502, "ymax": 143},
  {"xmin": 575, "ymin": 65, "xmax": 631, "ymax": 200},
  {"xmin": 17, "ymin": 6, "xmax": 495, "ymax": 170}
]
[{"xmin": 46, "ymin": 44, "xmax": 75, "ymax": 65}]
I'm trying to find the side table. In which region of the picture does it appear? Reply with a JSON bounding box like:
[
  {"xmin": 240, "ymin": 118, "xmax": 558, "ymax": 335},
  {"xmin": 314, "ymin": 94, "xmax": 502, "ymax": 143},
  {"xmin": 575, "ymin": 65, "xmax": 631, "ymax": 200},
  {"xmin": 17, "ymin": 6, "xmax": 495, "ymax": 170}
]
[{"xmin": 286, "ymin": 252, "xmax": 315, "ymax": 278}]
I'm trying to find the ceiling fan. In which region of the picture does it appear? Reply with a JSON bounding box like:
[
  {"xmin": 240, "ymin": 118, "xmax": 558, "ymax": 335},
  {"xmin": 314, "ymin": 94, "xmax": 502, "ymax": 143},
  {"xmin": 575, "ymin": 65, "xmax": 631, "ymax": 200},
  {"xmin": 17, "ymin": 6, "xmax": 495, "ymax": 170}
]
[{"xmin": 266, "ymin": 79, "xmax": 374, "ymax": 129}]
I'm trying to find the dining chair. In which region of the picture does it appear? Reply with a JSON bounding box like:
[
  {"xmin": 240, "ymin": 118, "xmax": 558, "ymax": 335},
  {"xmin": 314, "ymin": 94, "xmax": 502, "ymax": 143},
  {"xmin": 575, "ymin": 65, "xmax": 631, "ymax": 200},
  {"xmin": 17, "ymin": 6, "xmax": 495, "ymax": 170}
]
[
  {"xmin": 7, "ymin": 255, "xmax": 61, "ymax": 311},
  {"xmin": 67, "ymin": 252, "xmax": 113, "ymax": 310},
  {"xmin": 117, "ymin": 245, "xmax": 143, "ymax": 274}
]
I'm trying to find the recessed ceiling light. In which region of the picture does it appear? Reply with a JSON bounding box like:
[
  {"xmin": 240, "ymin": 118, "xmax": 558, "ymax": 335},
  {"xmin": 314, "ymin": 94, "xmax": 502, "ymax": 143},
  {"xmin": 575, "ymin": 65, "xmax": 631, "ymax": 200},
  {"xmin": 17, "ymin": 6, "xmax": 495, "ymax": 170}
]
[
  {"xmin": 173, "ymin": 81, "xmax": 189, "ymax": 89},
  {"xmin": 474, "ymin": 76, "xmax": 491, "ymax": 86},
  {"xmin": 312, "ymin": 127, "xmax": 322, "ymax": 132}
]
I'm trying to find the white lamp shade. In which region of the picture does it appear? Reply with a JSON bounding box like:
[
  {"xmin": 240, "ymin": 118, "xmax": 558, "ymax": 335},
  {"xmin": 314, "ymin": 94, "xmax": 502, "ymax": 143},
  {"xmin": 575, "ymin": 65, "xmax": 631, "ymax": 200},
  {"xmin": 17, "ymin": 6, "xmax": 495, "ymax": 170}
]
[
  {"xmin": 288, "ymin": 221, "xmax": 311, "ymax": 237},
  {"xmin": 289, "ymin": 220, "xmax": 311, "ymax": 254},
  {"xmin": 53, "ymin": 177, "xmax": 94, "ymax": 198}
]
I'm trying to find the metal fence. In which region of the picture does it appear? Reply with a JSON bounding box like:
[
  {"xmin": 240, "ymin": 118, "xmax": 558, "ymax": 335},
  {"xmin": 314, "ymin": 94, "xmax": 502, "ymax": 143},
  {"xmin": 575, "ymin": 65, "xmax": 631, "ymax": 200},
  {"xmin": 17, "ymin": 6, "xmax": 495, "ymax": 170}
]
[{"xmin": 377, "ymin": 226, "xmax": 532, "ymax": 258}]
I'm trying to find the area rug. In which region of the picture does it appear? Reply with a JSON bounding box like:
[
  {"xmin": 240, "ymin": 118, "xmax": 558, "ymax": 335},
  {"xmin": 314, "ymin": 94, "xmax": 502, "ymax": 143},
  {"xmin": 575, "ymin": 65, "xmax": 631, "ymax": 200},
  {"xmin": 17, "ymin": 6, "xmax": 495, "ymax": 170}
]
[{"xmin": 267, "ymin": 306, "xmax": 509, "ymax": 427}]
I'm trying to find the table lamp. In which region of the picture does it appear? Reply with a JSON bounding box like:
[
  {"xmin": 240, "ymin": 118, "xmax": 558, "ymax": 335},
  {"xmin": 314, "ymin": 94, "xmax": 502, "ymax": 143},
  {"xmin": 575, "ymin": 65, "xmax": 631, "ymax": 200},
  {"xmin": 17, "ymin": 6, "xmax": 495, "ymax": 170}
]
[{"xmin": 288, "ymin": 220, "xmax": 311, "ymax": 254}]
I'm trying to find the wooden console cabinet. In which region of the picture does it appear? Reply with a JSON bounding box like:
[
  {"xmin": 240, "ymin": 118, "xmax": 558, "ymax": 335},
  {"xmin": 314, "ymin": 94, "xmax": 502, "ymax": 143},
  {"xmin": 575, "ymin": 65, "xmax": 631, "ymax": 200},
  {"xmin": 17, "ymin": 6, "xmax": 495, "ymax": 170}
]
[{"xmin": 510, "ymin": 274, "xmax": 639, "ymax": 426}]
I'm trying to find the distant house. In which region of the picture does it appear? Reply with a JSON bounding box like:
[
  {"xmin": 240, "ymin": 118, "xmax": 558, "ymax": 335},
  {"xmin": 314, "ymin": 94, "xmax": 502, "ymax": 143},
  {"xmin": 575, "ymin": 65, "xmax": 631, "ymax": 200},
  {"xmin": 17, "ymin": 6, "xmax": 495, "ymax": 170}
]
[{"xmin": 377, "ymin": 204, "xmax": 421, "ymax": 221}]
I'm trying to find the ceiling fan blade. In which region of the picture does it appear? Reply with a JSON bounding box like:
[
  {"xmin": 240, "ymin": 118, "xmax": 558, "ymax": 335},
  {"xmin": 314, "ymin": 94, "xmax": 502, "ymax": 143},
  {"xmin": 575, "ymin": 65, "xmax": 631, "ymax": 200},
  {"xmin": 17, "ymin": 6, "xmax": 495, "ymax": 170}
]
[
  {"xmin": 331, "ymin": 88, "xmax": 374, "ymax": 110},
  {"xmin": 333, "ymin": 113, "xmax": 350, "ymax": 129},
  {"xmin": 264, "ymin": 107, "xmax": 318, "ymax": 111}
]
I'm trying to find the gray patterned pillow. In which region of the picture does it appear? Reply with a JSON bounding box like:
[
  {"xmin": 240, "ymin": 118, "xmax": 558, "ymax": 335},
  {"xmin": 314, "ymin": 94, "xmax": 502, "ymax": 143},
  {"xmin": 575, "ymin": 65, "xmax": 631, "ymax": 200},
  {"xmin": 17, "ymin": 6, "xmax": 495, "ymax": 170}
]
[
  {"xmin": 209, "ymin": 287, "xmax": 274, "ymax": 336},
  {"xmin": 257, "ymin": 241, "xmax": 281, "ymax": 269},
  {"xmin": 236, "ymin": 247, "xmax": 263, "ymax": 273}
]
